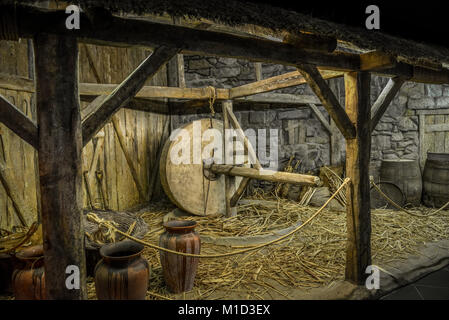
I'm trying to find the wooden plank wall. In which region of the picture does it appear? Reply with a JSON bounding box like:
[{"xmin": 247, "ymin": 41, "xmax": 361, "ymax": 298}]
[{"xmin": 0, "ymin": 40, "xmax": 169, "ymax": 230}]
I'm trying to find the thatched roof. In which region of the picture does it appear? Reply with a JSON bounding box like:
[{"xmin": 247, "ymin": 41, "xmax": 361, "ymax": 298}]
[{"xmin": 9, "ymin": 0, "xmax": 449, "ymax": 66}]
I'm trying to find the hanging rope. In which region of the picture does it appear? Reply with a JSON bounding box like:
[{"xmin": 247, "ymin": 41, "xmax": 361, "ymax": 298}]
[
  {"xmin": 371, "ymin": 179, "xmax": 449, "ymax": 218},
  {"xmin": 86, "ymin": 178, "xmax": 351, "ymax": 259},
  {"xmin": 206, "ymin": 86, "xmax": 216, "ymax": 116}
]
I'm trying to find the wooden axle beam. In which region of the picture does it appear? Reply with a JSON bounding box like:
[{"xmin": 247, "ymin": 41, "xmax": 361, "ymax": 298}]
[
  {"xmin": 207, "ymin": 164, "xmax": 321, "ymax": 186},
  {"xmin": 344, "ymin": 71, "xmax": 372, "ymax": 285}
]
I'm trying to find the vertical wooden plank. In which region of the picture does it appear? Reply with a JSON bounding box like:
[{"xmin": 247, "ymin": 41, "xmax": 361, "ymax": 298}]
[
  {"xmin": 344, "ymin": 72, "xmax": 372, "ymax": 285},
  {"xmin": 34, "ymin": 34, "xmax": 86, "ymax": 299},
  {"xmin": 419, "ymin": 114, "xmax": 426, "ymax": 169},
  {"xmin": 445, "ymin": 115, "xmax": 449, "ymax": 154},
  {"xmin": 254, "ymin": 62, "xmax": 263, "ymax": 81},
  {"xmin": 435, "ymin": 115, "xmax": 445, "ymax": 153}
]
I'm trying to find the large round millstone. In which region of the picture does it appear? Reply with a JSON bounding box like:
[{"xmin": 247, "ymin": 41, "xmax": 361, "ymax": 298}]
[{"xmin": 160, "ymin": 119, "xmax": 245, "ymax": 216}]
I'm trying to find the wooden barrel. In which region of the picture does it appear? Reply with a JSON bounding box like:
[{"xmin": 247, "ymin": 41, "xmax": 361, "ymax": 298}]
[
  {"xmin": 379, "ymin": 159, "xmax": 422, "ymax": 207},
  {"xmin": 423, "ymin": 153, "xmax": 449, "ymax": 208}
]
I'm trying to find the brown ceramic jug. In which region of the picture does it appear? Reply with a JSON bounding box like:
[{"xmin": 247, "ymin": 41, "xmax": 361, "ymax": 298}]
[
  {"xmin": 94, "ymin": 240, "xmax": 149, "ymax": 300},
  {"xmin": 159, "ymin": 220, "xmax": 201, "ymax": 293},
  {"xmin": 12, "ymin": 245, "xmax": 45, "ymax": 300},
  {"xmin": 0, "ymin": 252, "xmax": 15, "ymax": 294}
]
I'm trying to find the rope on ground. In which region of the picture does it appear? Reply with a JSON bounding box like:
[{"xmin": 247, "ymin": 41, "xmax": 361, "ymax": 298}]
[
  {"xmin": 86, "ymin": 178, "xmax": 351, "ymax": 259},
  {"xmin": 371, "ymin": 179, "xmax": 449, "ymax": 218}
]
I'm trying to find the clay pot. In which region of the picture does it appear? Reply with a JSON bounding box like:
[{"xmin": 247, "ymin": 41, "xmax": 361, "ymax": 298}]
[
  {"xmin": 0, "ymin": 253, "xmax": 15, "ymax": 294},
  {"xmin": 159, "ymin": 220, "xmax": 201, "ymax": 293},
  {"xmin": 12, "ymin": 245, "xmax": 45, "ymax": 300},
  {"xmin": 95, "ymin": 240, "xmax": 149, "ymax": 300}
]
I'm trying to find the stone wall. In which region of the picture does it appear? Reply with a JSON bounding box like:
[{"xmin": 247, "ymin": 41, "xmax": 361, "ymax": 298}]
[{"xmin": 172, "ymin": 54, "xmax": 449, "ymax": 188}]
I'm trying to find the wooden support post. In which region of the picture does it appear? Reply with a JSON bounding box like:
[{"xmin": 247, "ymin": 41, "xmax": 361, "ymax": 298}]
[
  {"xmin": 34, "ymin": 33, "xmax": 86, "ymax": 299},
  {"xmin": 222, "ymin": 101, "xmax": 237, "ymax": 217},
  {"xmin": 344, "ymin": 72, "xmax": 372, "ymax": 285}
]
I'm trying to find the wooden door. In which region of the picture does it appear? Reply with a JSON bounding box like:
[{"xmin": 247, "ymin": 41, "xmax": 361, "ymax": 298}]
[{"xmin": 419, "ymin": 109, "xmax": 449, "ymax": 168}]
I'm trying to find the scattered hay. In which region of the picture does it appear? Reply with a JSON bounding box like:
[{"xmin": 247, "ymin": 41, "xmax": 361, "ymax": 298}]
[{"xmin": 87, "ymin": 197, "xmax": 449, "ymax": 300}]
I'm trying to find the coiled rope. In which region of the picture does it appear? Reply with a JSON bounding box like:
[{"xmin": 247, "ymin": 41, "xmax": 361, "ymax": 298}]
[
  {"xmin": 371, "ymin": 179, "xmax": 449, "ymax": 218},
  {"xmin": 206, "ymin": 86, "xmax": 216, "ymax": 116},
  {"xmin": 87, "ymin": 178, "xmax": 351, "ymax": 258}
]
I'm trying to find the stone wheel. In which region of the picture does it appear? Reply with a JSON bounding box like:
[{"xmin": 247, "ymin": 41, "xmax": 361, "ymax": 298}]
[{"xmin": 160, "ymin": 119, "xmax": 246, "ymax": 216}]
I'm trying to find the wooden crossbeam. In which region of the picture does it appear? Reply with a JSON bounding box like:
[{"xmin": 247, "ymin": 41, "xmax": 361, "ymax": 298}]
[
  {"xmin": 230, "ymin": 69, "xmax": 344, "ymax": 99},
  {"xmin": 80, "ymin": 83, "xmax": 230, "ymax": 101},
  {"xmin": 298, "ymin": 64, "xmax": 356, "ymax": 139},
  {"xmin": 82, "ymin": 46, "xmax": 179, "ymax": 145},
  {"xmin": 0, "ymin": 94, "xmax": 38, "ymax": 149},
  {"xmin": 371, "ymin": 77, "xmax": 406, "ymax": 131},
  {"xmin": 236, "ymin": 93, "xmax": 320, "ymax": 105},
  {"xmin": 11, "ymin": 4, "xmax": 360, "ymax": 71},
  {"xmin": 360, "ymin": 51, "xmax": 397, "ymax": 71}
]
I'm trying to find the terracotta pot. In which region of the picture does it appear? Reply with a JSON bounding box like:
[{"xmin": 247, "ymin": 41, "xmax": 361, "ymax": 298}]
[
  {"xmin": 12, "ymin": 245, "xmax": 45, "ymax": 300},
  {"xmin": 159, "ymin": 220, "xmax": 201, "ymax": 293},
  {"xmin": 85, "ymin": 248, "xmax": 102, "ymax": 277},
  {"xmin": 0, "ymin": 253, "xmax": 16, "ymax": 294},
  {"xmin": 95, "ymin": 240, "xmax": 149, "ymax": 300}
]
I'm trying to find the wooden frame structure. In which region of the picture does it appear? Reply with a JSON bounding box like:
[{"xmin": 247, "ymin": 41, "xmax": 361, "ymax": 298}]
[{"xmin": 1, "ymin": 3, "xmax": 447, "ymax": 298}]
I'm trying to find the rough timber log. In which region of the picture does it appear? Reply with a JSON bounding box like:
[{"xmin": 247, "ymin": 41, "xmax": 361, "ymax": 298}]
[
  {"xmin": 344, "ymin": 72, "xmax": 372, "ymax": 285},
  {"xmin": 34, "ymin": 33, "xmax": 86, "ymax": 299}
]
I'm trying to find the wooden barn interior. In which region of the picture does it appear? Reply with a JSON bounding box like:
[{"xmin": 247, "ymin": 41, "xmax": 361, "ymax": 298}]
[{"xmin": 1, "ymin": 0, "xmax": 449, "ymax": 300}]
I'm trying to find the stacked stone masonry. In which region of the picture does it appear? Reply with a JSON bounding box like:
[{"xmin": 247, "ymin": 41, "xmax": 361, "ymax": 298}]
[{"xmin": 172, "ymin": 55, "xmax": 449, "ymax": 188}]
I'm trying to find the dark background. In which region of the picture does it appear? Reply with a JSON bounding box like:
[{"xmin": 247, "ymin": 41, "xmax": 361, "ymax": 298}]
[{"xmin": 244, "ymin": 0, "xmax": 449, "ymax": 49}]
